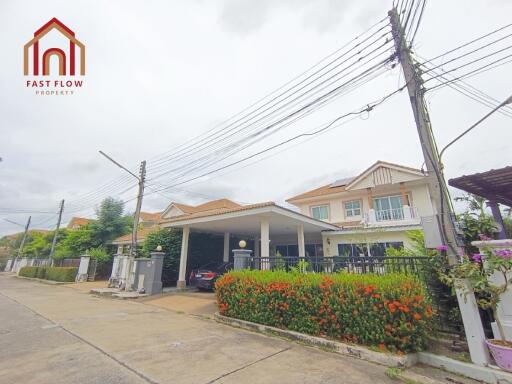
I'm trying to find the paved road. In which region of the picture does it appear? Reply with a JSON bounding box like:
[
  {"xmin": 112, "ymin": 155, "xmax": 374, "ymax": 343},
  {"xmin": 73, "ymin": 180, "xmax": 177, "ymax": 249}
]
[{"xmin": 0, "ymin": 274, "xmax": 398, "ymax": 384}]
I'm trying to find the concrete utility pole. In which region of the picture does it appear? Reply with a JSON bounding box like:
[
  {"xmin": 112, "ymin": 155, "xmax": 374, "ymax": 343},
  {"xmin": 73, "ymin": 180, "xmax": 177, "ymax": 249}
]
[
  {"xmin": 17, "ymin": 216, "xmax": 31, "ymax": 258},
  {"xmin": 132, "ymin": 160, "xmax": 146, "ymax": 257},
  {"xmin": 49, "ymin": 199, "xmax": 65, "ymax": 262},
  {"xmin": 388, "ymin": 8, "xmax": 491, "ymax": 365},
  {"xmin": 99, "ymin": 151, "xmax": 146, "ymax": 291}
]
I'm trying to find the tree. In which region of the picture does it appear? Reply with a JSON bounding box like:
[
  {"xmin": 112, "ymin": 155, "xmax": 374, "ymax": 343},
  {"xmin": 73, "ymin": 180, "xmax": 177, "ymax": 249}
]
[
  {"xmin": 455, "ymin": 194, "xmax": 498, "ymax": 254},
  {"xmin": 143, "ymin": 228, "xmax": 183, "ymax": 286},
  {"xmin": 89, "ymin": 197, "xmax": 132, "ymax": 245}
]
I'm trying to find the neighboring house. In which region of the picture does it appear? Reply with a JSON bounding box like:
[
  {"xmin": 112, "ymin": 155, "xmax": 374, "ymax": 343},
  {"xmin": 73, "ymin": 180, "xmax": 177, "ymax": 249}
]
[
  {"xmin": 67, "ymin": 217, "xmax": 93, "ymax": 230},
  {"xmin": 159, "ymin": 198, "xmax": 338, "ymax": 288},
  {"xmin": 286, "ymin": 161, "xmax": 435, "ymax": 257},
  {"xmin": 111, "ymin": 211, "xmax": 162, "ymax": 253}
]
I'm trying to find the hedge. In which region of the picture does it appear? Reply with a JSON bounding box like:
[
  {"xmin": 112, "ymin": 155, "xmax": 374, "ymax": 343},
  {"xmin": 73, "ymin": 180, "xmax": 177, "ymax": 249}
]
[
  {"xmin": 215, "ymin": 270, "xmax": 433, "ymax": 353},
  {"xmin": 19, "ymin": 266, "xmax": 77, "ymax": 282}
]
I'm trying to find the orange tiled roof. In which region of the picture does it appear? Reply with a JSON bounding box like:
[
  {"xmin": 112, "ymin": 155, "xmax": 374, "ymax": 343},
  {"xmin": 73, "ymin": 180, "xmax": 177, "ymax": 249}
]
[
  {"xmin": 160, "ymin": 202, "xmax": 275, "ymax": 224},
  {"xmin": 111, "ymin": 226, "xmax": 160, "ymax": 244},
  {"xmin": 139, "ymin": 211, "xmax": 162, "ymax": 222},
  {"xmin": 286, "ymin": 161, "xmax": 424, "ymax": 203},
  {"xmin": 286, "ymin": 184, "xmax": 347, "ymax": 202},
  {"xmin": 67, "ymin": 217, "xmax": 93, "ymax": 228}
]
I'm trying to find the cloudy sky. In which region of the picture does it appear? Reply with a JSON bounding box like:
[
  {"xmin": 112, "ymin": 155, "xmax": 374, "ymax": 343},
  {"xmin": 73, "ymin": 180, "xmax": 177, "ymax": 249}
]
[{"xmin": 1, "ymin": 0, "xmax": 511, "ymax": 236}]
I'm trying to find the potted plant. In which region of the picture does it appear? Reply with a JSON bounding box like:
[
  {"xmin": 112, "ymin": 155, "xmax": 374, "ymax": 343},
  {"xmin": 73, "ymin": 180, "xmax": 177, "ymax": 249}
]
[{"xmin": 443, "ymin": 242, "xmax": 512, "ymax": 371}]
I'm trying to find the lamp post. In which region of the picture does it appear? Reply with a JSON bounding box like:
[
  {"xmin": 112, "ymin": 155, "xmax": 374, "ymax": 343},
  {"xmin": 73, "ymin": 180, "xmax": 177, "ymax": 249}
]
[
  {"xmin": 439, "ymin": 95, "xmax": 512, "ymax": 164},
  {"xmin": 99, "ymin": 151, "xmax": 146, "ymax": 291}
]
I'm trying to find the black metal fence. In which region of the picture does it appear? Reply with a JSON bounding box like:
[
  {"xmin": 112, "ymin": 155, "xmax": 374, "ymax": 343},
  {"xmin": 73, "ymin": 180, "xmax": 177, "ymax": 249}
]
[
  {"xmin": 249, "ymin": 255, "xmax": 430, "ymax": 278},
  {"xmin": 55, "ymin": 258, "xmax": 81, "ymax": 268}
]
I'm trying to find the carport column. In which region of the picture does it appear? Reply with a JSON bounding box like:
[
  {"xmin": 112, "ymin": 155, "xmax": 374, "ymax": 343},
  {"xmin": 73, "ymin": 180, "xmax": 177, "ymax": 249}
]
[
  {"xmin": 260, "ymin": 218, "xmax": 270, "ymax": 270},
  {"xmin": 223, "ymin": 232, "xmax": 230, "ymax": 262},
  {"xmin": 177, "ymin": 225, "xmax": 190, "ymax": 289},
  {"xmin": 297, "ymin": 225, "xmax": 305, "ymax": 257}
]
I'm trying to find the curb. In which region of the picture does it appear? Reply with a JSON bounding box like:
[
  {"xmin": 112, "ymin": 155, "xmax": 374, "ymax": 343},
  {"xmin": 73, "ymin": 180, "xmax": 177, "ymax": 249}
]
[
  {"xmin": 214, "ymin": 313, "xmax": 417, "ymax": 368},
  {"xmin": 13, "ymin": 275, "xmax": 72, "ymax": 285}
]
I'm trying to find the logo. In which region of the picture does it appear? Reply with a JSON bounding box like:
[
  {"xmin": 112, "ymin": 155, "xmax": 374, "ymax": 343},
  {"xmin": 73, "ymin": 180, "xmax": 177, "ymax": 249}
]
[{"xmin": 24, "ymin": 18, "xmax": 85, "ymax": 96}]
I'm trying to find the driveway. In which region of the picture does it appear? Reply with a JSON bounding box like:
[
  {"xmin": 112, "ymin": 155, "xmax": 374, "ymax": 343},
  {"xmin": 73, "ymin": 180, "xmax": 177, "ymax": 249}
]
[{"xmin": 0, "ymin": 274, "xmax": 398, "ymax": 384}]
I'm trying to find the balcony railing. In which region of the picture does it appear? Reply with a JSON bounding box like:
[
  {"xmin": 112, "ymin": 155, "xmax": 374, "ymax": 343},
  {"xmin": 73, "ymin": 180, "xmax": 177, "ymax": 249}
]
[{"xmin": 363, "ymin": 206, "xmax": 418, "ymax": 224}]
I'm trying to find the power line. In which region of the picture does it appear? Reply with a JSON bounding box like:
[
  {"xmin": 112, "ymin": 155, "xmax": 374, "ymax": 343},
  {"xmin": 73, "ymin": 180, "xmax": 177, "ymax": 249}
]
[
  {"xmin": 421, "ymin": 22, "xmax": 512, "ymax": 66},
  {"xmin": 140, "ymin": 84, "xmax": 406, "ymax": 199}
]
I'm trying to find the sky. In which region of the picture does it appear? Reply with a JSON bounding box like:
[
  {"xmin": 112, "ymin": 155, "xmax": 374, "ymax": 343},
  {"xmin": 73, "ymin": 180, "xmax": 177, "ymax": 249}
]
[{"xmin": 1, "ymin": 0, "xmax": 512, "ymax": 236}]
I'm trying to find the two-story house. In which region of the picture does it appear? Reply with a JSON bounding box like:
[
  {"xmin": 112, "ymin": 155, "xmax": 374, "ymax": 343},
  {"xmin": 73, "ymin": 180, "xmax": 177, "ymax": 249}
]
[{"xmin": 286, "ymin": 161, "xmax": 435, "ymax": 257}]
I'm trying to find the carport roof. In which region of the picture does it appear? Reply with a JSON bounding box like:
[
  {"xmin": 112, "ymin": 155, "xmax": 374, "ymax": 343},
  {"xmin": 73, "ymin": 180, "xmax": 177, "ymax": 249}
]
[{"xmin": 159, "ymin": 202, "xmax": 339, "ymax": 236}]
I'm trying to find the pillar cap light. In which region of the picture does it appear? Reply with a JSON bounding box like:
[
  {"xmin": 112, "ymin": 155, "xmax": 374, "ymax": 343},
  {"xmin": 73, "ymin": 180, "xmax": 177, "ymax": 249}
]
[
  {"xmin": 239, "ymin": 240, "xmax": 247, "ymax": 249},
  {"xmin": 156, "ymin": 245, "xmax": 162, "ymax": 252}
]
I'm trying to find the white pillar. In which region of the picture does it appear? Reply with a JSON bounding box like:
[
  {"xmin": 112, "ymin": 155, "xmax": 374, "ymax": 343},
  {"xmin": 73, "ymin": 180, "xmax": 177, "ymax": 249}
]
[
  {"xmin": 260, "ymin": 218, "xmax": 270, "ymax": 270},
  {"xmin": 297, "ymin": 225, "xmax": 305, "ymax": 257},
  {"xmin": 177, "ymin": 225, "xmax": 190, "ymax": 289},
  {"xmin": 260, "ymin": 219, "xmax": 269, "ymax": 256},
  {"xmin": 455, "ymin": 280, "xmax": 492, "ymax": 365},
  {"xmin": 223, "ymin": 232, "xmax": 230, "ymax": 262}
]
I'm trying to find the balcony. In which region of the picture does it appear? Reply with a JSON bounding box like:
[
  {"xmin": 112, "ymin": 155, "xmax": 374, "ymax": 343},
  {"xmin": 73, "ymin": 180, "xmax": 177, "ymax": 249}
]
[{"xmin": 364, "ymin": 206, "xmax": 420, "ymax": 226}]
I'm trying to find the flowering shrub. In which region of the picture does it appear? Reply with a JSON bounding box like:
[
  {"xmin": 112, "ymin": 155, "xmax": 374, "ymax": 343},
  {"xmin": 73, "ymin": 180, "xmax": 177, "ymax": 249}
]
[
  {"xmin": 443, "ymin": 241, "xmax": 512, "ymax": 342},
  {"xmin": 215, "ymin": 270, "xmax": 432, "ymax": 353}
]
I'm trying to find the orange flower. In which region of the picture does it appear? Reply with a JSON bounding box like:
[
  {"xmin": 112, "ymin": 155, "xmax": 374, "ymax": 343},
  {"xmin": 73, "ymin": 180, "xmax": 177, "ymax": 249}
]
[
  {"xmin": 388, "ymin": 303, "xmax": 397, "ymax": 313},
  {"xmin": 413, "ymin": 313, "xmax": 422, "ymax": 321},
  {"xmin": 401, "ymin": 305, "xmax": 410, "ymax": 313},
  {"xmin": 378, "ymin": 343, "xmax": 386, "ymax": 350}
]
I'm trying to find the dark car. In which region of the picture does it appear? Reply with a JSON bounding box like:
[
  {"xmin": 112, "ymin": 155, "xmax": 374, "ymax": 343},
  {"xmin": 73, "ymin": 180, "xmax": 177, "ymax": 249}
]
[{"xmin": 189, "ymin": 262, "xmax": 233, "ymax": 291}]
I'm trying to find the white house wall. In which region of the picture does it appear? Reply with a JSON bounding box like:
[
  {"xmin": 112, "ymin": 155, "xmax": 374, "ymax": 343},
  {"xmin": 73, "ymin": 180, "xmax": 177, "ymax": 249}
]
[
  {"xmin": 322, "ymin": 230, "xmax": 416, "ymax": 257},
  {"xmin": 295, "ymin": 181, "xmax": 433, "ymax": 226}
]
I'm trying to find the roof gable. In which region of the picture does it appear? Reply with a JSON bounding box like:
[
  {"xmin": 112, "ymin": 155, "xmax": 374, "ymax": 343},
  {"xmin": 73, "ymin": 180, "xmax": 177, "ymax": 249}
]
[{"xmin": 345, "ymin": 161, "xmax": 425, "ymax": 190}]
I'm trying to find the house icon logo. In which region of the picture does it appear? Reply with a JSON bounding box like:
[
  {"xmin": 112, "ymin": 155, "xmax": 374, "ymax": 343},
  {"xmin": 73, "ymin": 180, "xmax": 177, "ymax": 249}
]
[{"xmin": 24, "ymin": 18, "xmax": 85, "ymax": 76}]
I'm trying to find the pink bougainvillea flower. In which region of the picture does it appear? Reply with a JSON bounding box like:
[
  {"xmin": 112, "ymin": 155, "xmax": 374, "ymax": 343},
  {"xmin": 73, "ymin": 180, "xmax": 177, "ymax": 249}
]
[
  {"xmin": 472, "ymin": 254, "xmax": 482, "ymax": 262},
  {"xmin": 435, "ymin": 245, "xmax": 448, "ymax": 251},
  {"xmin": 495, "ymin": 249, "xmax": 512, "ymax": 259}
]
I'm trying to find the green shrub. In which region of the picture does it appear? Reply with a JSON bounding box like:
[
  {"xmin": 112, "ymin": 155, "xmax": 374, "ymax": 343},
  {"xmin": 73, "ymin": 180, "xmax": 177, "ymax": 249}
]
[
  {"xmin": 18, "ymin": 266, "xmax": 77, "ymax": 282},
  {"xmin": 19, "ymin": 266, "xmax": 38, "ymax": 278},
  {"xmin": 36, "ymin": 266, "xmax": 47, "ymax": 279},
  {"xmin": 45, "ymin": 267, "xmax": 78, "ymax": 282},
  {"xmin": 215, "ymin": 270, "xmax": 433, "ymax": 353}
]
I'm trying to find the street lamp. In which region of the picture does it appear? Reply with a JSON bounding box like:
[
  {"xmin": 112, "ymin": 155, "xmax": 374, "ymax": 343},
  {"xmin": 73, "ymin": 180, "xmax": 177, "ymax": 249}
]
[
  {"xmin": 439, "ymin": 95, "xmax": 512, "ymax": 164},
  {"xmin": 99, "ymin": 150, "xmax": 146, "ymax": 291}
]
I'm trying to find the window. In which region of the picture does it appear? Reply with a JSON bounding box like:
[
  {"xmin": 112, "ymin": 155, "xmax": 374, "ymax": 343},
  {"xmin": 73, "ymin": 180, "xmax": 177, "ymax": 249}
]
[
  {"xmin": 344, "ymin": 200, "xmax": 361, "ymax": 217},
  {"xmin": 373, "ymin": 195, "xmax": 410, "ymax": 221},
  {"xmin": 311, "ymin": 205, "xmax": 329, "ymax": 220}
]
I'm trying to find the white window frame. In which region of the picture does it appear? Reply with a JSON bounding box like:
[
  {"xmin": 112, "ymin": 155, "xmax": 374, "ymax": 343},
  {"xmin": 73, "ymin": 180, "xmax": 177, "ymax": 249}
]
[
  {"xmin": 310, "ymin": 205, "xmax": 329, "ymax": 220},
  {"xmin": 344, "ymin": 200, "xmax": 361, "ymax": 218}
]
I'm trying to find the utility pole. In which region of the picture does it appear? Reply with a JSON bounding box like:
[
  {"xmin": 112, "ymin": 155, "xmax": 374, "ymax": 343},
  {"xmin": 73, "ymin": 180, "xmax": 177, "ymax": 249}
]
[
  {"xmin": 49, "ymin": 199, "xmax": 65, "ymax": 262},
  {"xmin": 389, "ymin": 7, "xmax": 491, "ymax": 366},
  {"xmin": 132, "ymin": 160, "xmax": 146, "ymax": 257},
  {"xmin": 17, "ymin": 216, "xmax": 31, "ymax": 258},
  {"xmin": 99, "ymin": 151, "xmax": 146, "ymax": 291}
]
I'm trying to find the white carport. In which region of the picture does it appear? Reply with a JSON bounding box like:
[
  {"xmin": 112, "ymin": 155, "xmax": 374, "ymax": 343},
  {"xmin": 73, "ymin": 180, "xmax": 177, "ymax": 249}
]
[{"xmin": 159, "ymin": 202, "xmax": 338, "ymax": 288}]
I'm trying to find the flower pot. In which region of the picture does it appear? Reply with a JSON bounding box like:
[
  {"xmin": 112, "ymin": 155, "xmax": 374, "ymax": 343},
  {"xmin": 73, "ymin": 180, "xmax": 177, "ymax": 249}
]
[{"xmin": 486, "ymin": 339, "xmax": 512, "ymax": 372}]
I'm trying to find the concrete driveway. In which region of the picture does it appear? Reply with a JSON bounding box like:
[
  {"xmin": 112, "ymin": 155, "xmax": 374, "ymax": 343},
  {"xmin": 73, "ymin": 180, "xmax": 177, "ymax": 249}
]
[{"xmin": 0, "ymin": 274, "xmax": 399, "ymax": 384}]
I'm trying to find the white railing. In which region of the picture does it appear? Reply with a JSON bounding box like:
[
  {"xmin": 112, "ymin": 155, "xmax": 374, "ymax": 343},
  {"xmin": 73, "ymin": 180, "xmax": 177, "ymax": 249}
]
[{"xmin": 370, "ymin": 206, "xmax": 417, "ymax": 223}]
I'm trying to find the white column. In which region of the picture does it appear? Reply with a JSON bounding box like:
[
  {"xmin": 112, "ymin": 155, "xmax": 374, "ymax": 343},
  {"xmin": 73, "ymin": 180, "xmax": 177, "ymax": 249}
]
[
  {"xmin": 223, "ymin": 232, "xmax": 230, "ymax": 262},
  {"xmin": 297, "ymin": 225, "xmax": 305, "ymax": 257},
  {"xmin": 260, "ymin": 219, "xmax": 269, "ymax": 256},
  {"xmin": 455, "ymin": 281, "xmax": 492, "ymax": 365},
  {"xmin": 177, "ymin": 225, "xmax": 190, "ymax": 289},
  {"xmin": 402, "ymin": 205, "xmax": 412, "ymax": 220},
  {"xmin": 260, "ymin": 218, "xmax": 270, "ymax": 270}
]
